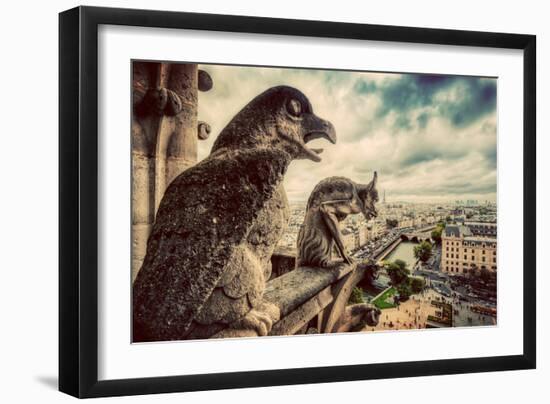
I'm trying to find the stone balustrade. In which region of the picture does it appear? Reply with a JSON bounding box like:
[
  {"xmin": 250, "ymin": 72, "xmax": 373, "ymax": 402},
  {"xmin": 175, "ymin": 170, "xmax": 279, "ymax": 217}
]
[{"xmin": 213, "ymin": 258, "xmax": 378, "ymax": 339}]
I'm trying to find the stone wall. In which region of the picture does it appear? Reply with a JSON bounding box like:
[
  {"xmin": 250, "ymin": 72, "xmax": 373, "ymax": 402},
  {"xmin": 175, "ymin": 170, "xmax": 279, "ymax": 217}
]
[{"xmin": 131, "ymin": 61, "xmax": 212, "ymax": 281}]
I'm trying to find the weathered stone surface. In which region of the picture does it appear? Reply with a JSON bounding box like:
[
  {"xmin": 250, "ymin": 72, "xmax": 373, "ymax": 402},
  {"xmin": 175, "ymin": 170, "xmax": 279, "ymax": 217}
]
[
  {"xmin": 166, "ymin": 106, "xmax": 197, "ymax": 159},
  {"xmin": 213, "ymin": 262, "xmax": 356, "ymax": 338},
  {"xmin": 334, "ymin": 303, "xmax": 381, "ymax": 332},
  {"xmin": 132, "ymin": 224, "xmax": 152, "ymax": 258},
  {"xmin": 132, "ymin": 258, "xmax": 144, "ymax": 283},
  {"xmin": 133, "ymin": 86, "xmax": 336, "ymax": 341},
  {"xmin": 297, "ymin": 173, "xmax": 379, "ymax": 268},
  {"xmin": 212, "ymin": 301, "xmax": 281, "ymax": 339},
  {"xmin": 264, "ymin": 262, "xmax": 354, "ymax": 317},
  {"xmin": 198, "ymin": 121, "xmax": 211, "ymax": 140},
  {"xmin": 320, "ymin": 264, "xmax": 368, "ymax": 333},
  {"xmin": 131, "ymin": 153, "xmax": 153, "ymax": 225},
  {"xmin": 131, "ymin": 62, "xmax": 203, "ymax": 279},
  {"xmin": 194, "ymin": 288, "xmax": 251, "ymax": 324},
  {"xmin": 164, "ymin": 156, "xmax": 195, "ymax": 189},
  {"xmin": 168, "ymin": 63, "xmax": 198, "ymax": 106},
  {"xmin": 132, "ymin": 61, "xmax": 160, "ymax": 110},
  {"xmin": 270, "ymin": 286, "xmax": 333, "ymax": 336},
  {"xmin": 220, "ymin": 246, "xmax": 265, "ymax": 299},
  {"xmin": 198, "ymin": 69, "xmax": 213, "ymax": 92}
]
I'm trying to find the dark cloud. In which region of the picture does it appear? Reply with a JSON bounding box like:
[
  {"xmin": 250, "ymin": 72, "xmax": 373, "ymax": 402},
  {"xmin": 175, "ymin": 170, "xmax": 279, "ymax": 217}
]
[
  {"xmin": 400, "ymin": 151, "xmax": 447, "ymax": 168},
  {"xmin": 416, "ymin": 112, "xmax": 430, "ymax": 129},
  {"xmin": 354, "ymin": 74, "xmax": 496, "ymax": 130},
  {"xmin": 199, "ymin": 64, "xmax": 497, "ymax": 202},
  {"xmin": 395, "ymin": 114, "xmax": 413, "ymax": 130},
  {"xmin": 416, "ymin": 74, "xmax": 454, "ymax": 86},
  {"xmin": 484, "ymin": 148, "xmax": 497, "ymax": 167},
  {"xmin": 353, "ymin": 79, "xmax": 377, "ymax": 94},
  {"xmin": 439, "ymin": 80, "xmax": 496, "ymax": 127}
]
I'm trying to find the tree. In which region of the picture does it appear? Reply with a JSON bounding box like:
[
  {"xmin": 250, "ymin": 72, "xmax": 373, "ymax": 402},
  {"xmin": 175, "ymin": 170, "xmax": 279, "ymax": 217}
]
[
  {"xmin": 394, "ymin": 259, "xmax": 408, "ymax": 270},
  {"xmin": 431, "ymin": 228, "xmax": 442, "ymax": 244},
  {"xmin": 414, "ymin": 241, "xmax": 433, "ymax": 262},
  {"xmin": 431, "ymin": 222, "xmax": 445, "ymax": 245},
  {"xmin": 384, "ymin": 260, "xmax": 426, "ymax": 303},
  {"xmin": 348, "ymin": 286, "xmax": 365, "ymax": 305},
  {"xmin": 396, "ymin": 282, "xmax": 412, "ymax": 302},
  {"xmin": 385, "ymin": 259, "xmax": 410, "ymax": 286},
  {"xmin": 410, "ymin": 277, "xmax": 425, "ymax": 293}
]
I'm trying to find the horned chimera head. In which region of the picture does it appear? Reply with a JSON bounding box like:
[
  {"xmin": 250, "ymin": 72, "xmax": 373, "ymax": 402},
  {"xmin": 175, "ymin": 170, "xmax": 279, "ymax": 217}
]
[
  {"xmin": 358, "ymin": 171, "xmax": 379, "ymax": 220},
  {"xmin": 211, "ymin": 86, "xmax": 336, "ymax": 162}
]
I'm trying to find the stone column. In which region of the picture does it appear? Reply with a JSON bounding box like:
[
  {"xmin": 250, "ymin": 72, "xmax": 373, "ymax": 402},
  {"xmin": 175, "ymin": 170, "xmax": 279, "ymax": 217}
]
[
  {"xmin": 131, "ymin": 61, "xmax": 160, "ymax": 281},
  {"xmin": 165, "ymin": 63, "xmax": 198, "ymax": 187},
  {"xmin": 131, "ymin": 61, "xmax": 212, "ymax": 281}
]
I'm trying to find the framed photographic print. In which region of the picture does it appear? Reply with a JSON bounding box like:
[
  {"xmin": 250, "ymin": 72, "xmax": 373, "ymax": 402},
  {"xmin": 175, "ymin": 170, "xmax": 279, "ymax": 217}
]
[{"xmin": 59, "ymin": 6, "xmax": 536, "ymax": 398}]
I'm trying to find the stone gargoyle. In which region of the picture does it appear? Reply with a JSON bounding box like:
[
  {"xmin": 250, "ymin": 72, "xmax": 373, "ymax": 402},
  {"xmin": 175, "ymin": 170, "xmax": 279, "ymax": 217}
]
[
  {"xmin": 297, "ymin": 173, "xmax": 378, "ymax": 268},
  {"xmin": 334, "ymin": 303, "xmax": 382, "ymax": 332},
  {"xmin": 133, "ymin": 86, "xmax": 337, "ymax": 341}
]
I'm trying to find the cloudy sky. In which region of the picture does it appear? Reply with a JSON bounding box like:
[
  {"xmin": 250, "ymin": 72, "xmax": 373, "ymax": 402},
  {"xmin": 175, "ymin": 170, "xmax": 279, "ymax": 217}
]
[{"xmin": 197, "ymin": 64, "xmax": 497, "ymax": 204}]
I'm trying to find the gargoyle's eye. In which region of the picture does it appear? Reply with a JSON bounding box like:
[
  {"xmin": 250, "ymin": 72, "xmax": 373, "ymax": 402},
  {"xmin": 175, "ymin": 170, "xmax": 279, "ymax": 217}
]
[{"xmin": 286, "ymin": 99, "xmax": 302, "ymax": 117}]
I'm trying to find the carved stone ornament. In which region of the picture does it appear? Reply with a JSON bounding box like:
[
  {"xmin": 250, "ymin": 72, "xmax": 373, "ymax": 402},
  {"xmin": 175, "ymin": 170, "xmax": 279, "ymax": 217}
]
[
  {"xmin": 133, "ymin": 86, "xmax": 336, "ymax": 341},
  {"xmin": 297, "ymin": 173, "xmax": 378, "ymax": 268}
]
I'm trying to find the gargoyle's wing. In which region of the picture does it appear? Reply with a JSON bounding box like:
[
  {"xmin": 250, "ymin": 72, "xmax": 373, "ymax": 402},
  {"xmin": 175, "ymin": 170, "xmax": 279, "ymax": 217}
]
[{"xmin": 133, "ymin": 148, "xmax": 289, "ymax": 341}]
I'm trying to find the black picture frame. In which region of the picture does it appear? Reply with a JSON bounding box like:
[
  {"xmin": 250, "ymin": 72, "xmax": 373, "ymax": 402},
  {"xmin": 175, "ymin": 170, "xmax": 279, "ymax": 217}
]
[{"xmin": 59, "ymin": 5, "xmax": 536, "ymax": 398}]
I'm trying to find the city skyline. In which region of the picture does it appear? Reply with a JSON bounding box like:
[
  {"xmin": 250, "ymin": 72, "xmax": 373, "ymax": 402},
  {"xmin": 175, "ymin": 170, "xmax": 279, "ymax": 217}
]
[
  {"xmin": 197, "ymin": 64, "xmax": 497, "ymax": 204},
  {"xmin": 130, "ymin": 60, "xmax": 498, "ymax": 342},
  {"xmin": 286, "ymin": 193, "xmax": 497, "ymax": 206}
]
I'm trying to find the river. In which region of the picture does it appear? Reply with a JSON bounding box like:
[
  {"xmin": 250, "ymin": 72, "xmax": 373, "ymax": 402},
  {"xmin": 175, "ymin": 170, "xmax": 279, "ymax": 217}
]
[{"xmin": 383, "ymin": 240, "xmax": 418, "ymax": 269}]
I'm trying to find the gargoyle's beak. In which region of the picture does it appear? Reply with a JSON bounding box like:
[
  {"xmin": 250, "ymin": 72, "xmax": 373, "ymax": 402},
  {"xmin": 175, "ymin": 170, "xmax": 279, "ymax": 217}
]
[{"xmin": 301, "ymin": 114, "xmax": 337, "ymax": 162}]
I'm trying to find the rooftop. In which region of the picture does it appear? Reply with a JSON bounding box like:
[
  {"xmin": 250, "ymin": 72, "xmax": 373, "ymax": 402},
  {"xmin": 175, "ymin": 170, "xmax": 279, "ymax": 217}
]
[
  {"xmin": 464, "ymin": 236, "xmax": 497, "ymax": 243},
  {"xmin": 464, "ymin": 221, "xmax": 497, "ymax": 227},
  {"xmin": 444, "ymin": 225, "xmax": 472, "ymax": 238}
]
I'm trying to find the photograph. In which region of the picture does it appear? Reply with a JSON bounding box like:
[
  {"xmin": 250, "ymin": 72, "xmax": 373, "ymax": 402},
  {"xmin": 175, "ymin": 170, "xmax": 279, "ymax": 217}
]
[
  {"xmin": 0, "ymin": 1, "xmax": 542, "ymax": 401},
  {"xmin": 131, "ymin": 61, "xmax": 498, "ymax": 342}
]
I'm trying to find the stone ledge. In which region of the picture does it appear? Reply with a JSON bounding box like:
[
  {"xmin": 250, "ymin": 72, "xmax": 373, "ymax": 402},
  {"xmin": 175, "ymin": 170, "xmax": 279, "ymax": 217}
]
[
  {"xmin": 269, "ymin": 286, "xmax": 333, "ymax": 336},
  {"xmin": 212, "ymin": 261, "xmax": 357, "ymax": 339},
  {"xmin": 264, "ymin": 262, "xmax": 356, "ymax": 317}
]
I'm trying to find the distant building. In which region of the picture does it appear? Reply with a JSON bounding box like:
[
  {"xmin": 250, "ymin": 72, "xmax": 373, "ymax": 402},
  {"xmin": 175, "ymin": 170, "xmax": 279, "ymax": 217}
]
[
  {"xmin": 450, "ymin": 208, "xmax": 465, "ymax": 216},
  {"xmin": 358, "ymin": 224, "xmax": 369, "ymax": 246},
  {"xmin": 398, "ymin": 218, "xmax": 413, "ymax": 229},
  {"xmin": 373, "ymin": 219, "xmax": 387, "ymax": 238},
  {"xmin": 342, "ymin": 227, "xmax": 359, "ymax": 253},
  {"xmin": 440, "ymin": 224, "xmax": 497, "ymax": 275},
  {"xmin": 464, "ymin": 221, "xmax": 497, "ymax": 238}
]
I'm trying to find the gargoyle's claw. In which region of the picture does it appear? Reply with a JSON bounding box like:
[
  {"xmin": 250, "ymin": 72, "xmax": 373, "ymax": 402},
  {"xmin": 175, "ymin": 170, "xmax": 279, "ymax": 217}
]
[{"xmin": 233, "ymin": 303, "xmax": 280, "ymax": 337}]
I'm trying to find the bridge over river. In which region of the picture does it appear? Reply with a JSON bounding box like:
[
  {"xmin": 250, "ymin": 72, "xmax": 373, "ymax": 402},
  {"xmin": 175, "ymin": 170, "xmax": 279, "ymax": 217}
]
[
  {"xmin": 400, "ymin": 226, "xmax": 436, "ymax": 243},
  {"xmin": 374, "ymin": 226, "xmax": 436, "ymax": 265}
]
